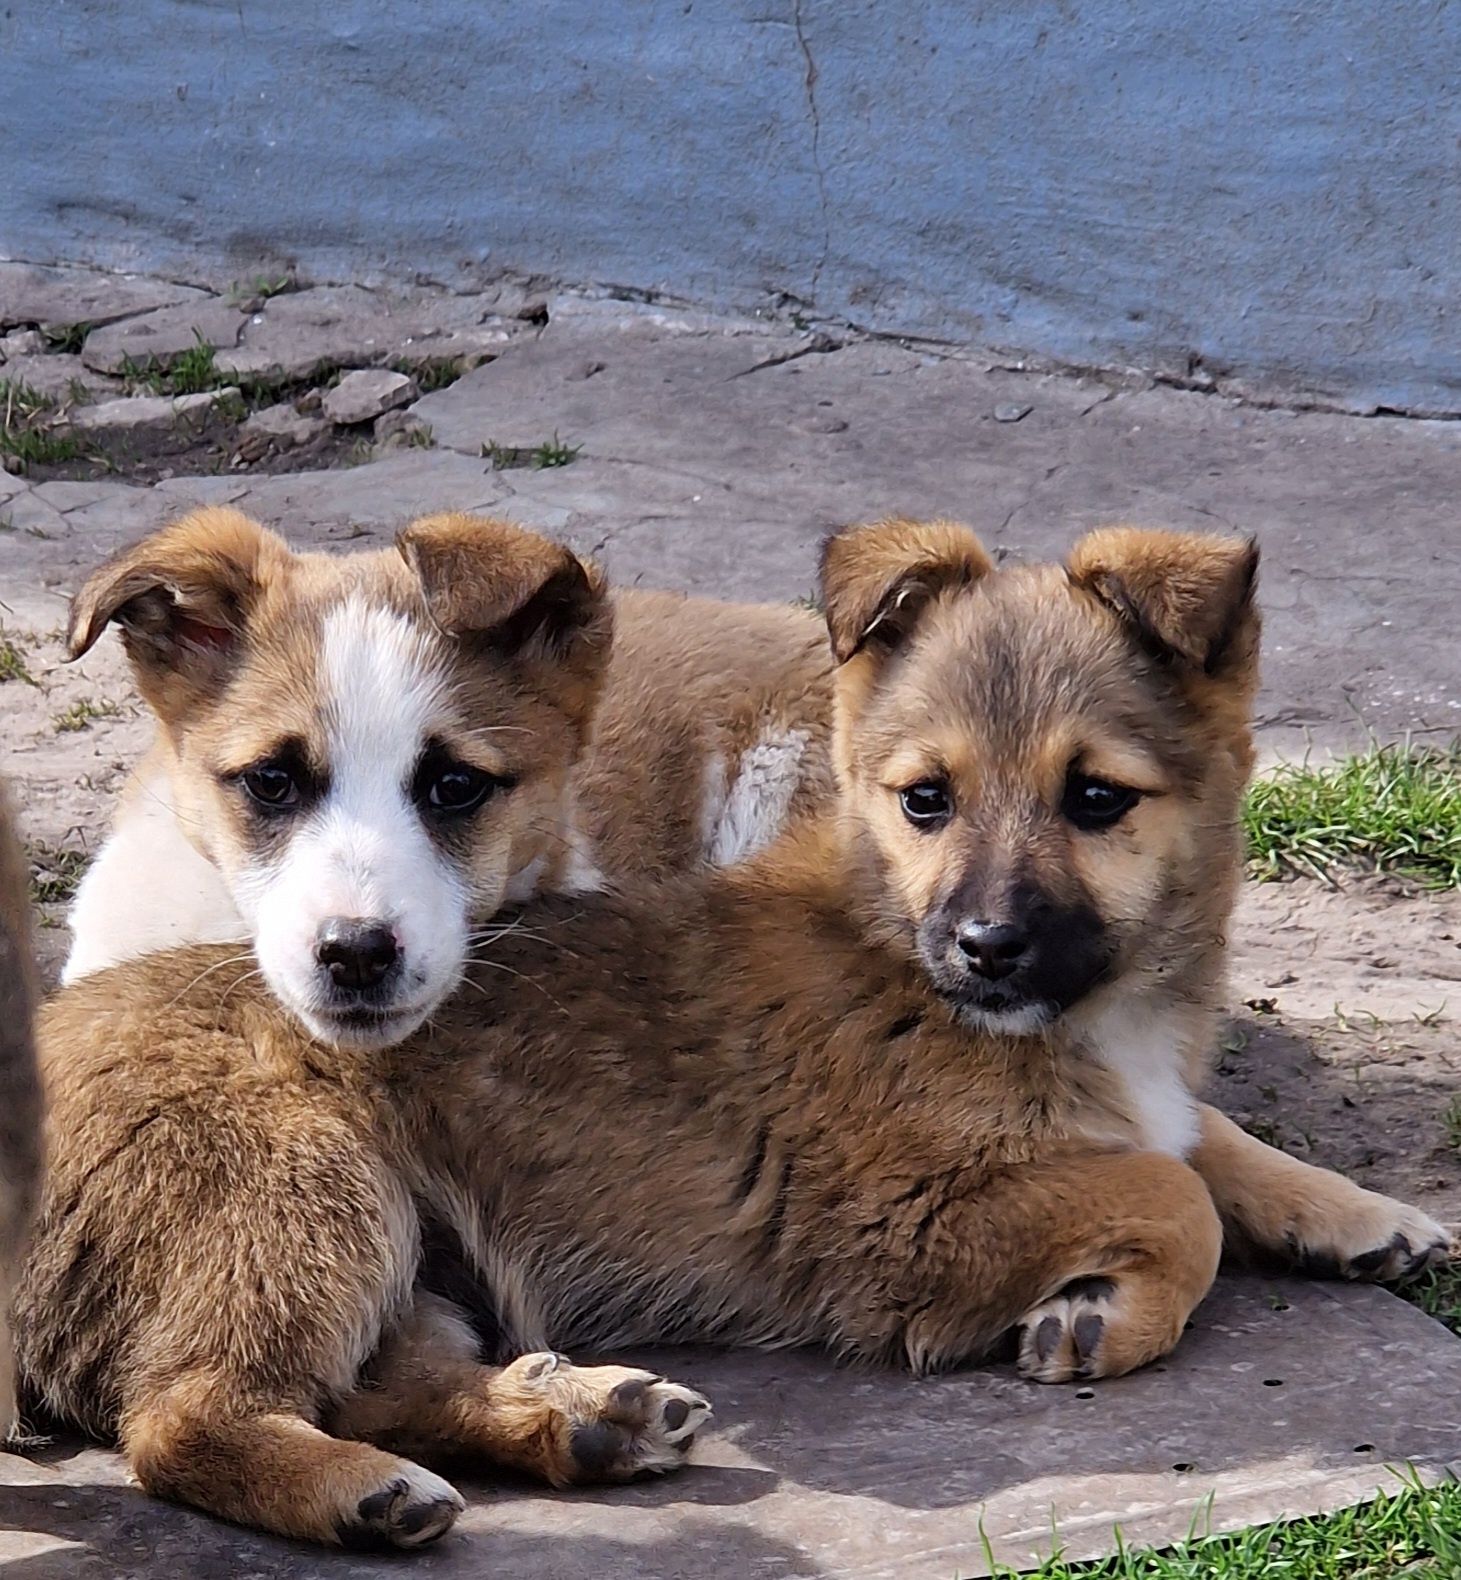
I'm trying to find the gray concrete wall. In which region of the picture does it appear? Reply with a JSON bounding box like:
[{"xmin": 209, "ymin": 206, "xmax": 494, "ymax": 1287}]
[{"xmin": 5, "ymin": 1, "xmax": 1460, "ymax": 412}]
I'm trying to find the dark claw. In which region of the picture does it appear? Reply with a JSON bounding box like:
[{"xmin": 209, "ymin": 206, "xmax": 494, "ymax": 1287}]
[
  {"xmin": 661, "ymin": 1397, "xmax": 690, "ymax": 1432},
  {"xmin": 1348, "ymin": 1244, "xmax": 1391, "ymax": 1276},
  {"xmin": 397, "ymin": 1501, "xmax": 445, "ymax": 1537},
  {"xmin": 1035, "ymin": 1315, "xmax": 1063, "ymax": 1362},
  {"xmin": 355, "ymin": 1480, "xmax": 406, "ymax": 1523},
  {"xmin": 1073, "ymin": 1311, "xmax": 1105, "ymax": 1363}
]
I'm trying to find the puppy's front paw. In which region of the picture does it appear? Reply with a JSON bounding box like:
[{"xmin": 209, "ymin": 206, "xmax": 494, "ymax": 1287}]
[
  {"xmin": 1274, "ymin": 1189, "xmax": 1452, "ymax": 1284},
  {"xmin": 336, "ymin": 1463, "xmax": 464, "ymax": 1550},
  {"xmin": 1016, "ymin": 1272, "xmax": 1191, "ymax": 1384},
  {"xmin": 498, "ymin": 1352, "xmax": 712, "ymax": 1485}
]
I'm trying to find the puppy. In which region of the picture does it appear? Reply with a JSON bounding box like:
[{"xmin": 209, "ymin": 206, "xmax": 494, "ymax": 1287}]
[
  {"xmin": 20, "ymin": 522, "xmax": 1444, "ymax": 1549},
  {"xmin": 62, "ymin": 510, "xmax": 833, "ymax": 990},
  {"xmin": 0, "ymin": 785, "xmax": 42, "ymax": 1441},
  {"xmin": 19, "ymin": 512, "xmax": 712, "ymax": 1548},
  {"xmin": 60, "ymin": 508, "xmax": 831, "ymax": 1039}
]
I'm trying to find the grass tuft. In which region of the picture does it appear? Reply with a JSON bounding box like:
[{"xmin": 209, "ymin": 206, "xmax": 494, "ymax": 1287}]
[
  {"xmin": 40, "ymin": 321, "xmax": 92, "ymax": 355},
  {"xmin": 481, "ymin": 432, "xmax": 582, "ymax": 470},
  {"xmin": 1243, "ymin": 743, "xmax": 1461, "ymax": 890},
  {"xmin": 1408, "ymin": 1263, "xmax": 1461, "ymax": 1336},
  {"xmin": 983, "ymin": 1475, "xmax": 1461, "ymax": 1577},
  {"xmin": 52, "ymin": 697, "xmax": 122, "ymax": 733},
  {"xmin": 0, "ymin": 634, "xmax": 37, "ymax": 686},
  {"xmin": 0, "ymin": 380, "xmax": 80, "ymax": 471},
  {"xmin": 28, "ymin": 843, "xmax": 90, "ymax": 905},
  {"xmin": 120, "ymin": 333, "xmax": 221, "ymax": 397}
]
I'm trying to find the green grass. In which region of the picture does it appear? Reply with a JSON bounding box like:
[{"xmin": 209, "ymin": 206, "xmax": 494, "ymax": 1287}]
[
  {"xmin": 0, "ymin": 634, "xmax": 37, "ymax": 686},
  {"xmin": 228, "ymin": 272, "xmax": 296, "ymax": 303},
  {"xmin": 40, "ymin": 320, "xmax": 92, "ymax": 355},
  {"xmin": 0, "ymin": 379, "xmax": 81, "ymax": 472},
  {"xmin": 1408, "ymin": 1264, "xmax": 1461, "ymax": 1335},
  {"xmin": 393, "ymin": 357, "xmax": 461, "ymax": 393},
  {"xmin": 982, "ymin": 1477, "xmax": 1461, "ymax": 1578},
  {"xmin": 28, "ymin": 843, "xmax": 90, "ymax": 905},
  {"xmin": 120, "ymin": 333, "xmax": 221, "ymax": 396},
  {"xmin": 52, "ymin": 697, "xmax": 122, "ymax": 733},
  {"xmin": 480, "ymin": 432, "xmax": 582, "ymax": 470},
  {"xmin": 1243, "ymin": 743, "xmax": 1461, "ymax": 890}
]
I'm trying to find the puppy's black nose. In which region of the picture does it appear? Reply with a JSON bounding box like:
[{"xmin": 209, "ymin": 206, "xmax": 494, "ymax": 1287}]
[
  {"xmin": 317, "ymin": 919, "xmax": 399, "ymax": 991},
  {"xmin": 956, "ymin": 921, "xmax": 1029, "ymax": 980}
]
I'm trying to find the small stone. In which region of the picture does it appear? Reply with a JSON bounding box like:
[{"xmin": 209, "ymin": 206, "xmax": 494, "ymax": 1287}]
[
  {"xmin": 323, "ymin": 368, "xmax": 417, "ymax": 425},
  {"xmin": 1, "ymin": 329, "xmax": 45, "ymax": 358},
  {"xmin": 993, "ymin": 403, "xmax": 1033, "ymax": 423},
  {"xmin": 68, "ymin": 388, "xmax": 238, "ymax": 433},
  {"xmin": 239, "ymin": 401, "xmax": 325, "ymax": 451}
]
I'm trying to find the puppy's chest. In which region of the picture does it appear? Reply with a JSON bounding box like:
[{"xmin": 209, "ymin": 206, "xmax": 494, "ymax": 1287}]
[{"xmin": 1061, "ymin": 1007, "xmax": 1201, "ymax": 1159}]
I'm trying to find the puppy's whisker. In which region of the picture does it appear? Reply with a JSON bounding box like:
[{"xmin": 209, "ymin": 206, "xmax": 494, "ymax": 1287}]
[
  {"xmin": 459, "ymin": 958, "xmax": 568, "ymax": 1014},
  {"xmin": 161, "ymin": 952, "xmax": 257, "ymax": 1012}
]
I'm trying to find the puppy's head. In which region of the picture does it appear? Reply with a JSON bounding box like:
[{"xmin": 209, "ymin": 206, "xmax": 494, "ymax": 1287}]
[
  {"xmin": 820, "ymin": 518, "xmax": 1259, "ymax": 1033},
  {"xmin": 70, "ymin": 508, "xmax": 610, "ymax": 1048}
]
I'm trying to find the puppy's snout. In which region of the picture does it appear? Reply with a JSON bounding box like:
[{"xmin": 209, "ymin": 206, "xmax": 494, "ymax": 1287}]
[
  {"xmin": 955, "ymin": 921, "xmax": 1030, "ymax": 981},
  {"xmin": 316, "ymin": 918, "xmax": 400, "ymax": 992}
]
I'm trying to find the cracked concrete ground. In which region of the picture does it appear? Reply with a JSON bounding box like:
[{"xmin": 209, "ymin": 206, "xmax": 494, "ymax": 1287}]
[{"xmin": 2, "ymin": 279, "xmax": 1460, "ymax": 1577}]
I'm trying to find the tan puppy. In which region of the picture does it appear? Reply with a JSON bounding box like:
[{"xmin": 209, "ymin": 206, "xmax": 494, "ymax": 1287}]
[
  {"xmin": 19, "ymin": 523, "xmax": 1445, "ymax": 1550},
  {"xmin": 0, "ymin": 786, "xmax": 42, "ymax": 1441},
  {"xmin": 22, "ymin": 512, "xmax": 713, "ymax": 1547},
  {"xmin": 62, "ymin": 510, "xmax": 833, "ymax": 986}
]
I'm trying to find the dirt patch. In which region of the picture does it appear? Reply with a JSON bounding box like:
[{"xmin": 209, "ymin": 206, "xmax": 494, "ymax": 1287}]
[{"xmin": 22, "ymin": 402, "xmax": 368, "ymax": 484}]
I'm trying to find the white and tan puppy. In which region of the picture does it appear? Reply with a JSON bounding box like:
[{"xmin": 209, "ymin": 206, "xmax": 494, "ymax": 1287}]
[{"xmin": 63, "ymin": 509, "xmax": 831, "ymax": 1041}]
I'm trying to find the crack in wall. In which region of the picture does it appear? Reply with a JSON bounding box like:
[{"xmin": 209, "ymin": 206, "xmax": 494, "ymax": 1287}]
[{"xmin": 791, "ymin": 0, "xmax": 831, "ymax": 297}]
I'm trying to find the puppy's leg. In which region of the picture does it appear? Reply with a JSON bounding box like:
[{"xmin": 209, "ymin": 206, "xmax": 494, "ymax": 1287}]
[
  {"xmin": 893, "ymin": 1150, "xmax": 1222, "ymax": 1383},
  {"xmin": 1193, "ymin": 1103, "xmax": 1452, "ymax": 1280},
  {"xmin": 126, "ymin": 1383, "xmax": 463, "ymax": 1549},
  {"xmin": 332, "ymin": 1293, "xmax": 710, "ymax": 1486},
  {"xmin": 18, "ymin": 1069, "xmax": 459, "ymax": 1546}
]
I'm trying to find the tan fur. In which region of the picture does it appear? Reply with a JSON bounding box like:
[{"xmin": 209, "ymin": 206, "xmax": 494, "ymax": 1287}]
[
  {"xmin": 22, "ymin": 520, "xmax": 1448, "ymax": 1547},
  {"xmin": 0, "ymin": 786, "xmax": 42, "ymax": 1441}
]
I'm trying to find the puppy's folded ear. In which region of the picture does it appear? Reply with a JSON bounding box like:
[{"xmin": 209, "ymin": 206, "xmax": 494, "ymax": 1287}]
[
  {"xmin": 1067, "ymin": 527, "xmax": 1259, "ymax": 677},
  {"xmin": 397, "ymin": 513, "xmax": 611, "ymax": 722},
  {"xmin": 819, "ymin": 518, "xmax": 993, "ymax": 665},
  {"xmin": 67, "ymin": 508, "xmax": 286, "ymax": 715}
]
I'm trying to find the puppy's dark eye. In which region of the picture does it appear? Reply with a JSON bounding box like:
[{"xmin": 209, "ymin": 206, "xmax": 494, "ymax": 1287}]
[
  {"xmin": 240, "ymin": 764, "xmax": 300, "ymax": 810},
  {"xmin": 416, "ymin": 758, "xmax": 505, "ymax": 817},
  {"xmin": 899, "ymin": 781, "xmax": 953, "ymax": 828},
  {"xmin": 1062, "ymin": 772, "xmax": 1141, "ymax": 830}
]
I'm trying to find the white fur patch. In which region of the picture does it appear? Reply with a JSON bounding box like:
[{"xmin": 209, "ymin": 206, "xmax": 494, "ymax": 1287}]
[
  {"xmin": 64, "ymin": 766, "xmax": 244, "ymax": 983},
  {"xmin": 707, "ymin": 727, "xmax": 810, "ymax": 866},
  {"xmin": 1081, "ymin": 1001, "xmax": 1201, "ymax": 1158},
  {"xmin": 236, "ymin": 599, "xmax": 469, "ymax": 1045},
  {"xmin": 954, "ymin": 1002, "xmax": 1054, "ymax": 1037}
]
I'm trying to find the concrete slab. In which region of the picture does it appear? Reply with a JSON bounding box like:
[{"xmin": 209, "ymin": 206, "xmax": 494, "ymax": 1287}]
[
  {"xmin": 0, "ymin": 1277, "xmax": 1456, "ymax": 1578},
  {"xmin": 408, "ymin": 312, "xmax": 1461, "ymax": 756},
  {"xmin": 214, "ymin": 286, "xmax": 524, "ymax": 381},
  {"xmin": 80, "ymin": 302, "xmax": 248, "ymax": 374},
  {"xmin": 0, "ymin": 263, "xmax": 206, "ymax": 331}
]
